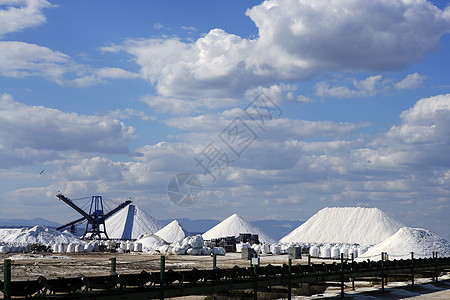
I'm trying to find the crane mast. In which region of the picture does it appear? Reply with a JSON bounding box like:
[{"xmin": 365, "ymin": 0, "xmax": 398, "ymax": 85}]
[{"xmin": 56, "ymin": 193, "xmax": 132, "ymax": 240}]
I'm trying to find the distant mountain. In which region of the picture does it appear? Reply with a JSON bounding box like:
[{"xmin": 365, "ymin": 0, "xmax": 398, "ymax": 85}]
[
  {"xmin": 158, "ymin": 218, "xmax": 220, "ymax": 236},
  {"xmin": 0, "ymin": 218, "xmax": 61, "ymax": 228},
  {"xmin": 158, "ymin": 218, "xmax": 303, "ymax": 241},
  {"xmin": 251, "ymin": 220, "xmax": 304, "ymax": 241}
]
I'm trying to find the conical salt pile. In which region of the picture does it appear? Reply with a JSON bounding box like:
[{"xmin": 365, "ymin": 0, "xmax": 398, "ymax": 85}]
[
  {"xmin": 358, "ymin": 227, "xmax": 450, "ymax": 260},
  {"xmin": 155, "ymin": 220, "xmax": 187, "ymax": 243},
  {"xmin": 1, "ymin": 225, "xmax": 82, "ymax": 246},
  {"xmin": 105, "ymin": 205, "xmax": 162, "ymax": 240},
  {"xmin": 280, "ymin": 207, "xmax": 403, "ymax": 246},
  {"xmin": 202, "ymin": 213, "xmax": 274, "ymax": 243}
]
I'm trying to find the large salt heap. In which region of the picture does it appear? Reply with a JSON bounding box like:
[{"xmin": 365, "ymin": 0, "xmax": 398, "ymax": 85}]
[
  {"xmin": 202, "ymin": 214, "xmax": 274, "ymax": 243},
  {"xmin": 135, "ymin": 234, "xmax": 168, "ymax": 252},
  {"xmin": 155, "ymin": 220, "xmax": 186, "ymax": 243},
  {"xmin": 280, "ymin": 207, "xmax": 403, "ymax": 246},
  {"xmin": 105, "ymin": 205, "xmax": 162, "ymax": 240},
  {"xmin": 358, "ymin": 227, "xmax": 450, "ymax": 260},
  {"xmin": 1, "ymin": 225, "xmax": 82, "ymax": 246}
]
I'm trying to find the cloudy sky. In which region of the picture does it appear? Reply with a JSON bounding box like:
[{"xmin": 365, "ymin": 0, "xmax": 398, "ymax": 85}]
[{"xmin": 1, "ymin": 0, "xmax": 450, "ymax": 239}]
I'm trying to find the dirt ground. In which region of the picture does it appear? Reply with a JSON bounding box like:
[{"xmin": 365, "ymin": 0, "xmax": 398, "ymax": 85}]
[{"xmin": 1, "ymin": 252, "xmax": 299, "ymax": 280}]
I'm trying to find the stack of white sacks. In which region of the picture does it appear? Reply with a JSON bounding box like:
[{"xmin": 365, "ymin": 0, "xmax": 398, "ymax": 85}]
[
  {"xmin": 233, "ymin": 241, "xmax": 365, "ymax": 259},
  {"xmin": 158, "ymin": 235, "xmax": 225, "ymax": 256},
  {"xmin": 0, "ymin": 243, "xmax": 30, "ymax": 253},
  {"xmin": 308, "ymin": 243, "xmax": 364, "ymax": 259},
  {"xmin": 51, "ymin": 240, "xmax": 144, "ymax": 254},
  {"xmin": 235, "ymin": 242, "xmax": 288, "ymax": 255}
]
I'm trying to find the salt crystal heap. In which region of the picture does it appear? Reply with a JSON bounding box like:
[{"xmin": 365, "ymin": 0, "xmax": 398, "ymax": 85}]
[
  {"xmin": 280, "ymin": 207, "xmax": 404, "ymax": 246},
  {"xmin": 105, "ymin": 205, "xmax": 162, "ymax": 240},
  {"xmin": 1, "ymin": 225, "xmax": 82, "ymax": 246},
  {"xmin": 359, "ymin": 227, "xmax": 450, "ymax": 260},
  {"xmin": 155, "ymin": 220, "xmax": 186, "ymax": 243},
  {"xmin": 135, "ymin": 234, "xmax": 168, "ymax": 252},
  {"xmin": 202, "ymin": 213, "xmax": 274, "ymax": 243}
]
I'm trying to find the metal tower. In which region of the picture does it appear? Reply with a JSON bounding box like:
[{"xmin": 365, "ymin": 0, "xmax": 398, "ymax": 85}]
[{"xmin": 56, "ymin": 193, "xmax": 132, "ymax": 240}]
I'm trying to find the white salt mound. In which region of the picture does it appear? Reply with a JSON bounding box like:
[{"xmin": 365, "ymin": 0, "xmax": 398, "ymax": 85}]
[
  {"xmin": 155, "ymin": 220, "xmax": 186, "ymax": 243},
  {"xmin": 105, "ymin": 205, "xmax": 162, "ymax": 240},
  {"xmin": 0, "ymin": 228, "xmax": 21, "ymax": 241},
  {"xmin": 135, "ymin": 234, "xmax": 168, "ymax": 251},
  {"xmin": 1, "ymin": 225, "xmax": 82, "ymax": 246},
  {"xmin": 280, "ymin": 207, "xmax": 404, "ymax": 246},
  {"xmin": 358, "ymin": 227, "xmax": 450, "ymax": 260},
  {"xmin": 202, "ymin": 213, "xmax": 274, "ymax": 243}
]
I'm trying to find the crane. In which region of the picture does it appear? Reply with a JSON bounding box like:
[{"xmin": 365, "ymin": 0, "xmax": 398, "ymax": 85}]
[{"xmin": 56, "ymin": 193, "xmax": 132, "ymax": 240}]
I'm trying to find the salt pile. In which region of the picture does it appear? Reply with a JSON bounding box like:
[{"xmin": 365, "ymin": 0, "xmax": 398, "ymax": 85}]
[
  {"xmin": 0, "ymin": 228, "xmax": 21, "ymax": 240},
  {"xmin": 280, "ymin": 207, "xmax": 403, "ymax": 246},
  {"xmin": 358, "ymin": 227, "xmax": 450, "ymax": 260},
  {"xmin": 105, "ymin": 205, "xmax": 162, "ymax": 240},
  {"xmin": 0, "ymin": 225, "xmax": 82, "ymax": 246},
  {"xmin": 202, "ymin": 213, "xmax": 274, "ymax": 243},
  {"xmin": 170, "ymin": 235, "xmax": 209, "ymax": 255},
  {"xmin": 155, "ymin": 220, "xmax": 186, "ymax": 243},
  {"xmin": 135, "ymin": 234, "xmax": 168, "ymax": 252}
]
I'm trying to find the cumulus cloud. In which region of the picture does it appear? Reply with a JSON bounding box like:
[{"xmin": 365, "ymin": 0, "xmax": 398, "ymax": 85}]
[
  {"xmin": 107, "ymin": 108, "xmax": 151, "ymax": 121},
  {"xmin": 386, "ymin": 94, "xmax": 450, "ymax": 148},
  {"xmin": 0, "ymin": 41, "xmax": 74, "ymax": 83},
  {"xmin": 315, "ymin": 73, "xmax": 427, "ymax": 98},
  {"xmin": 0, "ymin": 41, "xmax": 139, "ymax": 86},
  {"xmin": 248, "ymin": 0, "xmax": 450, "ymax": 71},
  {"xmin": 140, "ymin": 84, "xmax": 304, "ymax": 116},
  {"xmin": 140, "ymin": 94, "xmax": 241, "ymax": 116},
  {"xmin": 394, "ymin": 72, "xmax": 426, "ymax": 90},
  {"xmin": 0, "ymin": 0, "xmax": 53, "ymax": 37},
  {"xmin": 0, "ymin": 93, "xmax": 136, "ymax": 168},
  {"xmin": 103, "ymin": 0, "xmax": 450, "ymax": 98},
  {"xmin": 316, "ymin": 75, "xmax": 385, "ymax": 98}
]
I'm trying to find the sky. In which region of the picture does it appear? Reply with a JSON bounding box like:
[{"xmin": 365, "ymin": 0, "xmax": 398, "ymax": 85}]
[{"xmin": 1, "ymin": 0, "xmax": 450, "ymax": 240}]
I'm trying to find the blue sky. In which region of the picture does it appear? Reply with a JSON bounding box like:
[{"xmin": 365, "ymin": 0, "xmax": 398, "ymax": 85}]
[{"xmin": 1, "ymin": 0, "xmax": 450, "ymax": 239}]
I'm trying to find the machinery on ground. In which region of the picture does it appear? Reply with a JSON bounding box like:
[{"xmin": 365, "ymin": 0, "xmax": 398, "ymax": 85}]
[{"xmin": 56, "ymin": 193, "xmax": 132, "ymax": 240}]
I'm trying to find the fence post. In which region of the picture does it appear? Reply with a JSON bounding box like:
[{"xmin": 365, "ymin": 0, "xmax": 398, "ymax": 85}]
[
  {"xmin": 385, "ymin": 253, "xmax": 388, "ymax": 286},
  {"xmin": 381, "ymin": 252, "xmax": 385, "ymax": 291},
  {"xmin": 288, "ymin": 258, "xmax": 292, "ymax": 300},
  {"xmin": 110, "ymin": 257, "xmax": 116, "ymax": 274},
  {"xmin": 411, "ymin": 252, "xmax": 414, "ymax": 287},
  {"xmin": 434, "ymin": 252, "xmax": 439, "ymax": 282},
  {"xmin": 213, "ymin": 253, "xmax": 217, "ymax": 269},
  {"xmin": 3, "ymin": 259, "xmax": 11, "ymax": 300},
  {"xmin": 160, "ymin": 255, "xmax": 165, "ymax": 300},
  {"xmin": 340, "ymin": 253, "xmax": 344, "ymax": 298},
  {"xmin": 351, "ymin": 253, "xmax": 355, "ymax": 290}
]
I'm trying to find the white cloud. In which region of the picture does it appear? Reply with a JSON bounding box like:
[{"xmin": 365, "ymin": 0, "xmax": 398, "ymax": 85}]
[
  {"xmin": 315, "ymin": 73, "xmax": 427, "ymax": 98},
  {"xmin": 0, "ymin": 0, "xmax": 53, "ymax": 37},
  {"xmin": 316, "ymin": 75, "xmax": 385, "ymax": 98},
  {"xmin": 395, "ymin": 72, "xmax": 426, "ymax": 90},
  {"xmin": 140, "ymin": 84, "xmax": 302, "ymax": 116},
  {"xmin": 0, "ymin": 41, "xmax": 140, "ymax": 86},
  {"xmin": 107, "ymin": 108, "xmax": 151, "ymax": 121},
  {"xmin": 386, "ymin": 93, "xmax": 450, "ymax": 146},
  {"xmin": 0, "ymin": 41, "xmax": 74, "ymax": 83},
  {"xmin": 140, "ymin": 94, "xmax": 241, "ymax": 116},
  {"xmin": 103, "ymin": 0, "xmax": 450, "ymax": 98},
  {"xmin": 247, "ymin": 0, "xmax": 450, "ymax": 71},
  {"xmin": 0, "ymin": 93, "xmax": 136, "ymax": 168},
  {"xmin": 153, "ymin": 22, "xmax": 164, "ymax": 30},
  {"xmin": 182, "ymin": 25, "xmax": 197, "ymax": 31}
]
